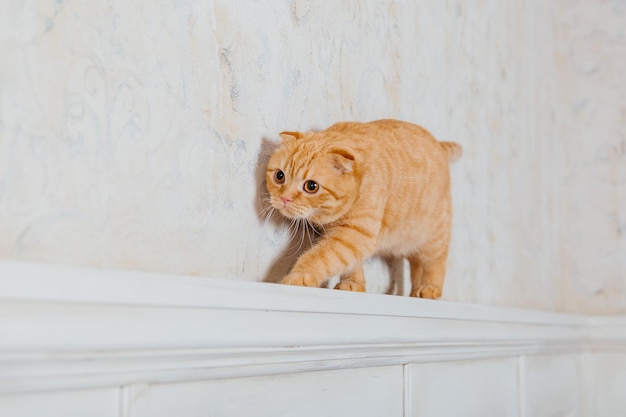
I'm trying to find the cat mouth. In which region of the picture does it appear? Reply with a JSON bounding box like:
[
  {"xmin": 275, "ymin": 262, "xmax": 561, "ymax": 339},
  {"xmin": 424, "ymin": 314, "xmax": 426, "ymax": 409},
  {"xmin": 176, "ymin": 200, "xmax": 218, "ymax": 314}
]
[
  {"xmin": 276, "ymin": 204, "xmax": 309, "ymax": 220},
  {"xmin": 280, "ymin": 207, "xmax": 303, "ymax": 219},
  {"xmin": 270, "ymin": 197, "xmax": 313, "ymax": 220}
]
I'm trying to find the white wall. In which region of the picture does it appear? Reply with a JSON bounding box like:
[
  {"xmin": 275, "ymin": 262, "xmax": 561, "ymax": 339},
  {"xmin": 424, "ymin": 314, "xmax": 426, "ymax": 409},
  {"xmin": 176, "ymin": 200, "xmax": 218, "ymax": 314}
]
[
  {"xmin": 0, "ymin": 1, "xmax": 624, "ymax": 313},
  {"xmin": 554, "ymin": 0, "xmax": 626, "ymax": 313}
]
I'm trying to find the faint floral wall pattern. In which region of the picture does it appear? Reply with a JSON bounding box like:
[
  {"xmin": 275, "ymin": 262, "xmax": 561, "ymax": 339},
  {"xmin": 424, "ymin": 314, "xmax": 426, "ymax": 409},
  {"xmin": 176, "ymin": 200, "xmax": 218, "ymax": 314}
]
[
  {"xmin": 555, "ymin": 0, "xmax": 626, "ymax": 312},
  {"xmin": 0, "ymin": 0, "xmax": 624, "ymax": 313}
]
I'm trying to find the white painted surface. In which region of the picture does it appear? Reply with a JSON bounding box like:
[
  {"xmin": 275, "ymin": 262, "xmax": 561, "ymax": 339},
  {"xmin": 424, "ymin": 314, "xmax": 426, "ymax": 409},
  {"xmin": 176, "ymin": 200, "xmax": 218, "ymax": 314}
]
[
  {"xmin": 0, "ymin": 1, "xmax": 623, "ymax": 313},
  {"xmin": 587, "ymin": 353, "xmax": 626, "ymax": 417},
  {"xmin": 128, "ymin": 366, "xmax": 403, "ymax": 417},
  {"xmin": 555, "ymin": 0, "xmax": 626, "ymax": 313},
  {"xmin": 521, "ymin": 354, "xmax": 582, "ymax": 417},
  {"xmin": 0, "ymin": 261, "xmax": 587, "ymax": 324},
  {"xmin": 408, "ymin": 358, "xmax": 519, "ymax": 417},
  {"xmin": 0, "ymin": 262, "xmax": 589, "ymax": 394},
  {"xmin": 0, "ymin": 389, "xmax": 119, "ymax": 417},
  {"xmin": 0, "ymin": 262, "xmax": 624, "ymax": 416}
]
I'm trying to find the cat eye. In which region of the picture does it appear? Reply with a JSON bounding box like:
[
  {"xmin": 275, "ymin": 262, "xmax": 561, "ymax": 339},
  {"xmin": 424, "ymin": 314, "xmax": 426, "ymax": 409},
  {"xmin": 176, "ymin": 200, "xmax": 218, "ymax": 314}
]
[
  {"xmin": 274, "ymin": 170, "xmax": 285, "ymax": 184},
  {"xmin": 303, "ymin": 180, "xmax": 319, "ymax": 194}
]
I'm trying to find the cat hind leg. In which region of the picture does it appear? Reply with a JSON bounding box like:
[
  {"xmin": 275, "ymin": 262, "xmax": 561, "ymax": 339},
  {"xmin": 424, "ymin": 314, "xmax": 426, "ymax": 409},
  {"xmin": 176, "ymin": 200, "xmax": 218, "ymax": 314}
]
[{"xmin": 408, "ymin": 254, "xmax": 445, "ymax": 299}]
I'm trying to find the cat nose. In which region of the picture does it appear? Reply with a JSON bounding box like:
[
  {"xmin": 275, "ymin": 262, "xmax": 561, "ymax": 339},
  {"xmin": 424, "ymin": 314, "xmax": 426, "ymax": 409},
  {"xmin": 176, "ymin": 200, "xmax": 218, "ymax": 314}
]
[{"xmin": 280, "ymin": 196, "xmax": 292, "ymax": 205}]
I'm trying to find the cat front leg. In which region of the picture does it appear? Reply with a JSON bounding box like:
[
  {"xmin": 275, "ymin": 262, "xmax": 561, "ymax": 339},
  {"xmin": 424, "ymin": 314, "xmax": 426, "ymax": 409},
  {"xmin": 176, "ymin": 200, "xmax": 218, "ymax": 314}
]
[
  {"xmin": 282, "ymin": 272, "xmax": 320, "ymax": 287},
  {"xmin": 282, "ymin": 223, "xmax": 377, "ymax": 289},
  {"xmin": 334, "ymin": 264, "xmax": 366, "ymax": 292}
]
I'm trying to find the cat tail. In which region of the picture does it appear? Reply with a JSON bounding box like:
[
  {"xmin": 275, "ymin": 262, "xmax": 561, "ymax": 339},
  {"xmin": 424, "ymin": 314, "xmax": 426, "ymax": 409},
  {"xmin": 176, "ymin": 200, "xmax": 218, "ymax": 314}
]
[{"xmin": 439, "ymin": 141, "xmax": 463, "ymax": 163}]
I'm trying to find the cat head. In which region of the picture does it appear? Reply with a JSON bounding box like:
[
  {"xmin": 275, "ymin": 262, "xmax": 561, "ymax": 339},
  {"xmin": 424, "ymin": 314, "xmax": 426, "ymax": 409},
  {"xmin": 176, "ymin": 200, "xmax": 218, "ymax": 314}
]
[{"xmin": 265, "ymin": 131, "xmax": 358, "ymax": 225}]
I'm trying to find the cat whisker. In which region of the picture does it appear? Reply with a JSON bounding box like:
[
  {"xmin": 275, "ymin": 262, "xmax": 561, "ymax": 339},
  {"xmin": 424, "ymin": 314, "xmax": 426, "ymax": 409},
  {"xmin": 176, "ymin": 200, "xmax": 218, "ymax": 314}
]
[
  {"xmin": 286, "ymin": 219, "xmax": 304, "ymax": 256},
  {"xmin": 303, "ymin": 217, "xmax": 324, "ymax": 237},
  {"xmin": 299, "ymin": 218, "xmax": 310, "ymax": 254},
  {"xmin": 265, "ymin": 207, "xmax": 276, "ymax": 224},
  {"xmin": 282, "ymin": 217, "xmax": 311, "ymax": 256},
  {"xmin": 304, "ymin": 219, "xmax": 315, "ymax": 248},
  {"xmin": 308, "ymin": 220, "xmax": 325, "ymax": 237},
  {"xmin": 291, "ymin": 219, "xmax": 303, "ymax": 243},
  {"xmin": 257, "ymin": 193, "xmax": 273, "ymax": 211},
  {"xmin": 301, "ymin": 219, "xmax": 315, "ymax": 245},
  {"xmin": 260, "ymin": 203, "xmax": 277, "ymax": 226},
  {"xmin": 258, "ymin": 197, "xmax": 276, "ymax": 221},
  {"xmin": 259, "ymin": 201, "xmax": 272, "ymax": 215},
  {"xmin": 259, "ymin": 203, "xmax": 271, "ymax": 219},
  {"xmin": 287, "ymin": 218, "xmax": 298, "ymax": 240}
]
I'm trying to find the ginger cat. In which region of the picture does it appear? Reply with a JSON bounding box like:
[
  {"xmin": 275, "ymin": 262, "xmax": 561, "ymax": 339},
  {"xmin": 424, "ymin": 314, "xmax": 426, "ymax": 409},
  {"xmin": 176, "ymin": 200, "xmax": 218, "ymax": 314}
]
[{"xmin": 265, "ymin": 119, "xmax": 462, "ymax": 298}]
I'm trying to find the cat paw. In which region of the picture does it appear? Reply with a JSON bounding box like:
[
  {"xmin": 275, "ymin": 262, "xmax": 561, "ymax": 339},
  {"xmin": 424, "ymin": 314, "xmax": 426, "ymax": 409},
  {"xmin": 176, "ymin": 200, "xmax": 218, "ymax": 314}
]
[
  {"xmin": 410, "ymin": 284, "xmax": 442, "ymax": 299},
  {"xmin": 334, "ymin": 280, "xmax": 366, "ymax": 292},
  {"xmin": 282, "ymin": 273, "xmax": 319, "ymax": 287}
]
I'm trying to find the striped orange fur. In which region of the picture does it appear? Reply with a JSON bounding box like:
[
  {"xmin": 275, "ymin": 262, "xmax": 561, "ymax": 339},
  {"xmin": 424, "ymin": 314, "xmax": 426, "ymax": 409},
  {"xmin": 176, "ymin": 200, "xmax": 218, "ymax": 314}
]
[{"xmin": 266, "ymin": 119, "xmax": 462, "ymax": 298}]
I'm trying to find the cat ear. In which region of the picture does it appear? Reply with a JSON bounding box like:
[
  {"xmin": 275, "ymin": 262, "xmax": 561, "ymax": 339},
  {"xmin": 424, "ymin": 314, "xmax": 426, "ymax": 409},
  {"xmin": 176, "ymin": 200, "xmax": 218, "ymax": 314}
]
[
  {"xmin": 279, "ymin": 131, "xmax": 303, "ymax": 141},
  {"xmin": 330, "ymin": 149, "xmax": 355, "ymax": 174}
]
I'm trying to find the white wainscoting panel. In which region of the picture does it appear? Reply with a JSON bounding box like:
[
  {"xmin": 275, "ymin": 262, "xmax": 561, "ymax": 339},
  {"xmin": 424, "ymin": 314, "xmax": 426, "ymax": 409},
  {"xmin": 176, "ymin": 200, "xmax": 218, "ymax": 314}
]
[
  {"xmin": 586, "ymin": 353, "xmax": 626, "ymax": 417},
  {"xmin": 407, "ymin": 358, "xmax": 519, "ymax": 417},
  {"xmin": 0, "ymin": 261, "xmax": 625, "ymax": 417},
  {"xmin": 127, "ymin": 366, "xmax": 403, "ymax": 417},
  {"xmin": 0, "ymin": 388, "xmax": 120, "ymax": 417},
  {"xmin": 521, "ymin": 354, "xmax": 582, "ymax": 417}
]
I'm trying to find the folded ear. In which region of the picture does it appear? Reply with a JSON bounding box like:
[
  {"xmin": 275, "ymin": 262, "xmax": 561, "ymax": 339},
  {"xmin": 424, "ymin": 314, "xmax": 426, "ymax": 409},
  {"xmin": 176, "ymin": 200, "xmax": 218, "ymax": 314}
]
[
  {"xmin": 330, "ymin": 149, "xmax": 355, "ymax": 174},
  {"xmin": 279, "ymin": 131, "xmax": 303, "ymax": 141}
]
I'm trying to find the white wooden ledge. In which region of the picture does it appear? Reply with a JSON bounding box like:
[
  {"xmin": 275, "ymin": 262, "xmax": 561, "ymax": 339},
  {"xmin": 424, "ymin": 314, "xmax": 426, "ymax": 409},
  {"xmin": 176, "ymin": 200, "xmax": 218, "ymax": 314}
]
[{"xmin": 0, "ymin": 261, "xmax": 624, "ymax": 395}]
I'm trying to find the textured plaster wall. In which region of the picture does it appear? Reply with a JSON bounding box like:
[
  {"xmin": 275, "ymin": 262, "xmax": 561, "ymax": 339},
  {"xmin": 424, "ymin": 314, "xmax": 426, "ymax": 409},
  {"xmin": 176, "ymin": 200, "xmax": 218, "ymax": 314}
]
[
  {"xmin": 0, "ymin": 1, "xmax": 623, "ymax": 313},
  {"xmin": 555, "ymin": 0, "xmax": 626, "ymax": 312}
]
